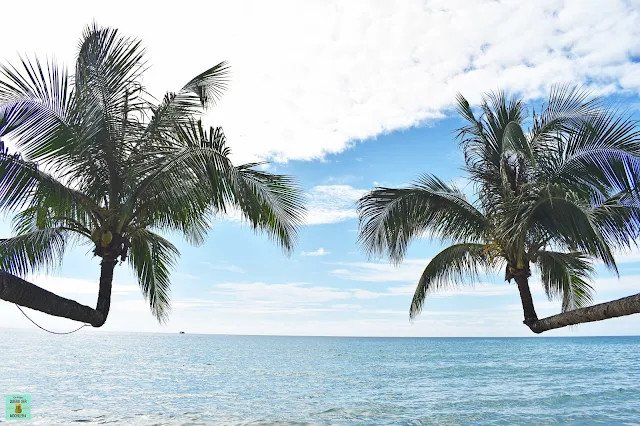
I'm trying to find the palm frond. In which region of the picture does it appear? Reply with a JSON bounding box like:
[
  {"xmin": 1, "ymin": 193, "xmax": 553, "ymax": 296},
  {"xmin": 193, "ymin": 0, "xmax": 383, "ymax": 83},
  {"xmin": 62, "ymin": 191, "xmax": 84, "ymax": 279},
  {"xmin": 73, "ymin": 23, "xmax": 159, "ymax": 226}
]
[
  {"xmin": 12, "ymin": 205, "xmax": 92, "ymax": 240},
  {"xmin": 480, "ymin": 90, "xmax": 526, "ymax": 164},
  {"xmin": 357, "ymin": 174, "xmax": 487, "ymax": 264},
  {"xmin": 144, "ymin": 62, "xmax": 230, "ymax": 141},
  {"xmin": 0, "ymin": 57, "xmax": 78, "ymax": 163},
  {"xmin": 181, "ymin": 61, "xmax": 230, "ymax": 109},
  {"xmin": 129, "ymin": 177, "xmax": 211, "ymax": 246},
  {"xmin": 516, "ymin": 191, "xmax": 617, "ymax": 271},
  {"xmin": 75, "ymin": 23, "xmax": 146, "ymax": 106},
  {"xmin": 0, "ymin": 151, "xmax": 102, "ymax": 228},
  {"xmin": 0, "ymin": 228, "xmax": 67, "ymax": 276},
  {"xmin": 128, "ymin": 228, "xmax": 179, "ymax": 323},
  {"xmin": 544, "ymin": 108, "xmax": 640, "ymax": 194},
  {"xmin": 530, "ymin": 84, "xmax": 601, "ymax": 147},
  {"xmin": 130, "ymin": 122, "xmax": 305, "ymax": 252},
  {"xmin": 536, "ymin": 250, "xmax": 594, "ymax": 312},
  {"xmin": 233, "ymin": 165, "xmax": 306, "ymax": 253},
  {"xmin": 502, "ymin": 121, "xmax": 534, "ymax": 162},
  {"xmin": 590, "ymin": 192, "xmax": 640, "ymax": 251},
  {"xmin": 74, "ymin": 23, "xmax": 149, "ymax": 205},
  {"xmin": 411, "ymin": 243, "xmax": 498, "ymax": 319}
]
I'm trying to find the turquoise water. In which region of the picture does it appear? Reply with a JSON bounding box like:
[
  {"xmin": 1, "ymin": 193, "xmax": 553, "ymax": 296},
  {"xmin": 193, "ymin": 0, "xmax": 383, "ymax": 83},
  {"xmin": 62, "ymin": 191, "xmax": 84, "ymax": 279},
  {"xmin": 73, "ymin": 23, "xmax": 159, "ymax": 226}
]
[{"xmin": 0, "ymin": 331, "xmax": 639, "ymax": 425}]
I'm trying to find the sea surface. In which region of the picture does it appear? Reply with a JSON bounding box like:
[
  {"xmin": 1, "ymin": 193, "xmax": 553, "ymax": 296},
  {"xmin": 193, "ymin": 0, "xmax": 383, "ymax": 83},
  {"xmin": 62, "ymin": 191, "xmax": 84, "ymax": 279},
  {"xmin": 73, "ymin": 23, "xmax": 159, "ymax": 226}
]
[{"xmin": 0, "ymin": 331, "xmax": 639, "ymax": 425}]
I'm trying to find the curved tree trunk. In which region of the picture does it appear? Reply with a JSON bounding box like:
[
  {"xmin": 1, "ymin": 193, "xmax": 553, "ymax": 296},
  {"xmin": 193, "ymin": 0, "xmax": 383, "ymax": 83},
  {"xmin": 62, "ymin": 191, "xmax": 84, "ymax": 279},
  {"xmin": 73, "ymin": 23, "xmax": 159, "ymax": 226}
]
[
  {"xmin": 0, "ymin": 258, "xmax": 117, "ymax": 328},
  {"xmin": 0, "ymin": 271, "xmax": 104, "ymax": 326},
  {"xmin": 94, "ymin": 257, "xmax": 117, "ymax": 327},
  {"xmin": 512, "ymin": 274, "xmax": 640, "ymax": 333},
  {"xmin": 526, "ymin": 293, "xmax": 640, "ymax": 334},
  {"xmin": 514, "ymin": 274, "xmax": 539, "ymax": 326}
]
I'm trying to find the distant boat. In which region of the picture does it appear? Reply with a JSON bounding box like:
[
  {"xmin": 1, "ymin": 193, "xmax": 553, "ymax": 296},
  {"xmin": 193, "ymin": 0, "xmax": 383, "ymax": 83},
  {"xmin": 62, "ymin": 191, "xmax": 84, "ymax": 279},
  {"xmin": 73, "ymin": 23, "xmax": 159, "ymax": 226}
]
[{"xmin": 179, "ymin": 331, "xmax": 185, "ymax": 334}]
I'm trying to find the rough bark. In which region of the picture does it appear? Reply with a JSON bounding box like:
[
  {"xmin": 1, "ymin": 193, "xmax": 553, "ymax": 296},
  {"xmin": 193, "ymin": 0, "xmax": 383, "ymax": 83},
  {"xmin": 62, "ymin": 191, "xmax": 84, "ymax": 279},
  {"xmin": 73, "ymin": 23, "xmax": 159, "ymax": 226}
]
[
  {"xmin": 527, "ymin": 293, "xmax": 640, "ymax": 334},
  {"xmin": 0, "ymin": 270, "xmax": 104, "ymax": 326}
]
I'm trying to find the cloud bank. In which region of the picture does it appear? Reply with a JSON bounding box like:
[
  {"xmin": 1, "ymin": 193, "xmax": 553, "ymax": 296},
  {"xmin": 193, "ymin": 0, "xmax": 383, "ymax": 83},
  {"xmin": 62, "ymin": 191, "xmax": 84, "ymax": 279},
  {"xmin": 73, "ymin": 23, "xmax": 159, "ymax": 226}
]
[{"xmin": 2, "ymin": 0, "xmax": 639, "ymax": 163}]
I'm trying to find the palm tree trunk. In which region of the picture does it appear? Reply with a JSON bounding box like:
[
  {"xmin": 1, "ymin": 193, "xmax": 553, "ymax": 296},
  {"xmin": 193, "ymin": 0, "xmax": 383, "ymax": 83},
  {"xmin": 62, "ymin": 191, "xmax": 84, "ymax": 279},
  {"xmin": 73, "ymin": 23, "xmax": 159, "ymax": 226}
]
[
  {"xmin": 514, "ymin": 275, "xmax": 539, "ymax": 326},
  {"xmin": 0, "ymin": 270, "xmax": 104, "ymax": 326},
  {"xmin": 94, "ymin": 257, "xmax": 117, "ymax": 327},
  {"xmin": 526, "ymin": 293, "xmax": 640, "ymax": 334},
  {"xmin": 0, "ymin": 257, "xmax": 118, "ymax": 327}
]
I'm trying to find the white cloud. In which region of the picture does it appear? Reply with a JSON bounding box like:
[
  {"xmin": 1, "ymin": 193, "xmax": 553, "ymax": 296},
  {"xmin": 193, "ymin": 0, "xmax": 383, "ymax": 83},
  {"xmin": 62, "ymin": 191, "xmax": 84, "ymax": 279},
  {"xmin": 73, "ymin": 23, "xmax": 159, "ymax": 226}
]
[
  {"xmin": 306, "ymin": 185, "xmax": 367, "ymax": 225},
  {"xmin": 201, "ymin": 261, "xmax": 245, "ymax": 274},
  {"xmin": 176, "ymin": 273, "xmax": 200, "ymax": 280},
  {"xmin": 588, "ymin": 275, "xmax": 640, "ymax": 295},
  {"xmin": 24, "ymin": 275, "xmax": 137, "ymax": 298},
  {"xmin": 323, "ymin": 175, "xmax": 361, "ymax": 185},
  {"xmin": 3, "ymin": 1, "xmax": 639, "ymax": 163},
  {"xmin": 330, "ymin": 258, "xmax": 431, "ymax": 282},
  {"xmin": 612, "ymin": 249, "xmax": 640, "ymax": 265},
  {"xmin": 301, "ymin": 248, "xmax": 331, "ymax": 256},
  {"xmin": 212, "ymin": 281, "xmax": 386, "ymax": 303},
  {"xmin": 386, "ymin": 282, "xmax": 513, "ymax": 298},
  {"xmin": 220, "ymin": 184, "xmax": 367, "ymax": 225}
]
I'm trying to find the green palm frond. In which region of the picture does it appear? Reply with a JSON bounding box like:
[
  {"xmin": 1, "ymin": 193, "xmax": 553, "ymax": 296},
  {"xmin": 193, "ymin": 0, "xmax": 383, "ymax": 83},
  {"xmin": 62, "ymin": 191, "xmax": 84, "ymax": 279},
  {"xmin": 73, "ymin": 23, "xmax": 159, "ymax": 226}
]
[
  {"xmin": 410, "ymin": 243, "xmax": 498, "ymax": 319},
  {"xmin": 357, "ymin": 174, "xmax": 487, "ymax": 264},
  {"xmin": 181, "ymin": 61, "xmax": 230, "ymax": 109},
  {"xmin": 0, "ymin": 57, "xmax": 77, "ymax": 163},
  {"xmin": 11, "ymin": 205, "xmax": 92, "ymax": 240},
  {"xmin": 233, "ymin": 165, "xmax": 306, "ymax": 253},
  {"xmin": 0, "ymin": 228, "xmax": 67, "ymax": 276},
  {"xmin": 0, "ymin": 24, "xmax": 305, "ymax": 326},
  {"xmin": 590, "ymin": 192, "xmax": 640, "ymax": 251},
  {"xmin": 75, "ymin": 23, "xmax": 146, "ymax": 106},
  {"xmin": 360, "ymin": 85, "xmax": 640, "ymax": 322},
  {"xmin": 128, "ymin": 228, "xmax": 179, "ymax": 323},
  {"xmin": 144, "ymin": 62, "xmax": 230, "ymax": 141},
  {"xmin": 546, "ymin": 109, "xmax": 640, "ymax": 194},
  {"xmin": 536, "ymin": 250, "xmax": 594, "ymax": 312},
  {"xmin": 0, "ymin": 151, "xmax": 102, "ymax": 222},
  {"xmin": 535, "ymin": 198, "xmax": 616, "ymax": 270},
  {"xmin": 131, "ymin": 186, "xmax": 211, "ymax": 246},
  {"xmin": 482, "ymin": 90, "xmax": 526, "ymax": 154},
  {"xmin": 502, "ymin": 121, "xmax": 534, "ymax": 162},
  {"xmin": 503, "ymin": 190, "xmax": 617, "ymax": 271},
  {"xmin": 130, "ymin": 121, "xmax": 305, "ymax": 253},
  {"xmin": 530, "ymin": 84, "xmax": 601, "ymax": 147}
]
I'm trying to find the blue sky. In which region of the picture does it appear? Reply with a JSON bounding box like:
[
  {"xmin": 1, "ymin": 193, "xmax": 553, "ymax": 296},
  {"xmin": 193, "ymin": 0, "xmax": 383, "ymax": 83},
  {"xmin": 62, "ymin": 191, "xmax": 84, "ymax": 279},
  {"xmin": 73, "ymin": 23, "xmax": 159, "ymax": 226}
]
[{"xmin": 2, "ymin": 0, "xmax": 640, "ymax": 336}]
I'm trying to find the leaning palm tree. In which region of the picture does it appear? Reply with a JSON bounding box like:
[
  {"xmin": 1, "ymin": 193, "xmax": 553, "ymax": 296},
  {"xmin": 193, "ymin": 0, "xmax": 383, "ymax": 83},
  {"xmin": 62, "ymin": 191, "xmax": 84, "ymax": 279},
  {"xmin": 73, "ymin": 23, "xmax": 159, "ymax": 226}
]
[
  {"xmin": 358, "ymin": 86, "xmax": 640, "ymax": 333},
  {"xmin": 0, "ymin": 24, "xmax": 305, "ymax": 327}
]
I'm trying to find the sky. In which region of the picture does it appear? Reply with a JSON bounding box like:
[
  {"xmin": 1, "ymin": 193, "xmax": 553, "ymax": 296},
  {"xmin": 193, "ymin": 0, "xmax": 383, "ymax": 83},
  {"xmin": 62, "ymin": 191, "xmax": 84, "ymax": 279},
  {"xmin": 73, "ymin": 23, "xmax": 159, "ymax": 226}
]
[{"xmin": 2, "ymin": 0, "xmax": 640, "ymax": 336}]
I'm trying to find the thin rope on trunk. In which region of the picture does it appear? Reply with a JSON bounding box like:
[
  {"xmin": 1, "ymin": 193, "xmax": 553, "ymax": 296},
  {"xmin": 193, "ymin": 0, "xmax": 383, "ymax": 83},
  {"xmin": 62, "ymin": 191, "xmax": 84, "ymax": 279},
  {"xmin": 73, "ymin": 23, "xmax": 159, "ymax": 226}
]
[{"xmin": 15, "ymin": 304, "xmax": 89, "ymax": 334}]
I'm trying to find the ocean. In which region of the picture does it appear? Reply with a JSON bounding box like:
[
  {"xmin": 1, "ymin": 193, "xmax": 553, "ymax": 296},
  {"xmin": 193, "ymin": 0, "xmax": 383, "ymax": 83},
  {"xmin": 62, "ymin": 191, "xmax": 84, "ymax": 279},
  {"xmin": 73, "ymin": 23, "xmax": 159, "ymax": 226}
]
[{"xmin": 0, "ymin": 330, "xmax": 639, "ymax": 425}]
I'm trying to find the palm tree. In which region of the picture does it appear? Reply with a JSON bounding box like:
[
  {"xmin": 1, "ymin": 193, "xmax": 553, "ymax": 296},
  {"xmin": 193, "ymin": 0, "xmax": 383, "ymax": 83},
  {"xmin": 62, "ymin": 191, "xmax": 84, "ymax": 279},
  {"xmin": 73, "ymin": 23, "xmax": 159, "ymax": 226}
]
[
  {"xmin": 357, "ymin": 86, "xmax": 640, "ymax": 333},
  {"xmin": 0, "ymin": 24, "xmax": 305, "ymax": 327}
]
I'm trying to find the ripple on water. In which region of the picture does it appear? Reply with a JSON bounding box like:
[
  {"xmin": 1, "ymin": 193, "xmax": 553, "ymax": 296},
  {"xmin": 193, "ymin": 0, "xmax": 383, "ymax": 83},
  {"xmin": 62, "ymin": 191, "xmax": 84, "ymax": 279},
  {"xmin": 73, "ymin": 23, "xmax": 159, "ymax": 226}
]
[{"xmin": 0, "ymin": 333, "xmax": 639, "ymax": 425}]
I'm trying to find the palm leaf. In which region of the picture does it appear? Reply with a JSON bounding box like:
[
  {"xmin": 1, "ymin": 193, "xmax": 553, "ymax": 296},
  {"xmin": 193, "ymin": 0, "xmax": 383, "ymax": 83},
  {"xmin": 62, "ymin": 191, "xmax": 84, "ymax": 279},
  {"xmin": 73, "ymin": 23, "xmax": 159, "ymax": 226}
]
[
  {"xmin": 410, "ymin": 243, "xmax": 498, "ymax": 318},
  {"xmin": 545, "ymin": 109, "xmax": 640, "ymax": 194},
  {"xmin": 0, "ymin": 228, "xmax": 68, "ymax": 276},
  {"xmin": 128, "ymin": 228, "xmax": 179, "ymax": 323},
  {"xmin": 358, "ymin": 174, "xmax": 487, "ymax": 264},
  {"xmin": 502, "ymin": 121, "xmax": 534, "ymax": 162},
  {"xmin": 144, "ymin": 62, "xmax": 230, "ymax": 141},
  {"xmin": 0, "ymin": 151, "xmax": 102, "ymax": 228},
  {"xmin": 530, "ymin": 84, "xmax": 601, "ymax": 147},
  {"xmin": 0, "ymin": 57, "xmax": 78, "ymax": 163},
  {"xmin": 130, "ymin": 122, "xmax": 305, "ymax": 252},
  {"xmin": 180, "ymin": 61, "xmax": 230, "ymax": 109},
  {"xmin": 536, "ymin": 250, "xmax": 594, "ymax": 312}
]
